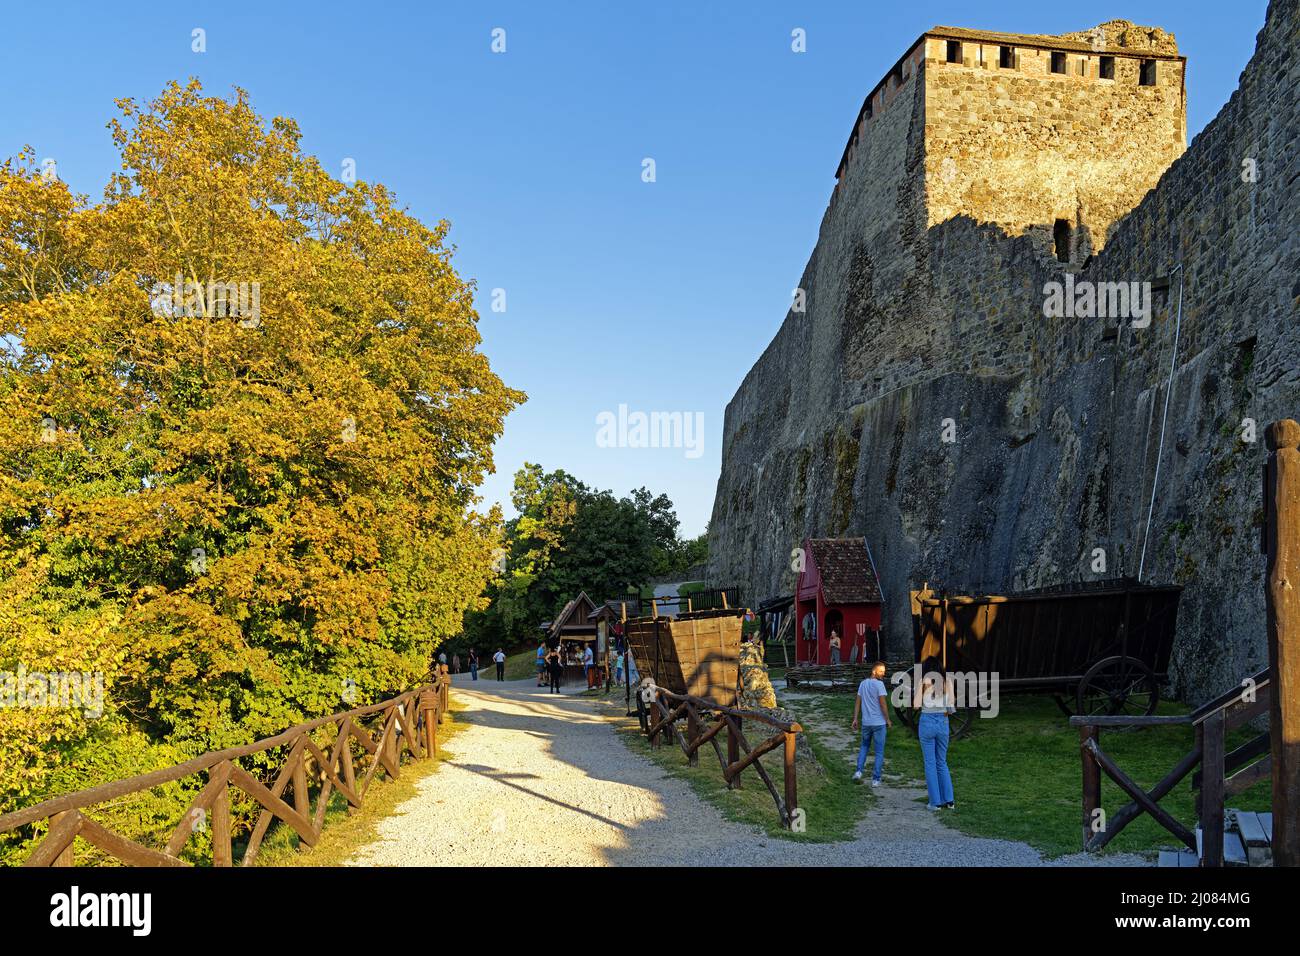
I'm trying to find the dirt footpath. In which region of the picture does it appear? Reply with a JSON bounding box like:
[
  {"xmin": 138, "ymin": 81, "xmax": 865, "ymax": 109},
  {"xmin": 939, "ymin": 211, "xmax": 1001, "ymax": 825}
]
[{"xmin": 348, "ymin": 675, "xmax": 1145, "ymax": 867}]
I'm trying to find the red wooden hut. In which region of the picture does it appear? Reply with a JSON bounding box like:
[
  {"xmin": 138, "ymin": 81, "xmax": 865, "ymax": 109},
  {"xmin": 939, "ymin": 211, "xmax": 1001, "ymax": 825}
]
[{"xmin": 795, "ymin": 538, "xmax": 884, "ymax": 665}]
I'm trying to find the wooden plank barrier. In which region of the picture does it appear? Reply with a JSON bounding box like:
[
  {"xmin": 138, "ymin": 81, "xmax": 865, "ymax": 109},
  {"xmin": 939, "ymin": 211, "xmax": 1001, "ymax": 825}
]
[{"xmin": 0, "ymin": 666, "xmax": 452, "ymax": 867}]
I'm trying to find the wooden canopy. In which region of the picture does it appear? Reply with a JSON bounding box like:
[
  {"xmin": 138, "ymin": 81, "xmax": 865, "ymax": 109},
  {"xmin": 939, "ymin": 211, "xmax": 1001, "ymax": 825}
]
[{"xmin": 542, "ymin": 591, "xmax": 599, "ymax": 642}]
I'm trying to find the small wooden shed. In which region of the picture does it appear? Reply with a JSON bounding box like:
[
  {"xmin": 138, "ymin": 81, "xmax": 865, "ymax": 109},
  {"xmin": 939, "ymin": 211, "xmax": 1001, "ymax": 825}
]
[
  {"xmin": 541, "ymin": 591, "xmax": 598, "ymax": 645},
  {"xmin": 795, "ymin": 538, "xmax": 884, "ymax": 665}
]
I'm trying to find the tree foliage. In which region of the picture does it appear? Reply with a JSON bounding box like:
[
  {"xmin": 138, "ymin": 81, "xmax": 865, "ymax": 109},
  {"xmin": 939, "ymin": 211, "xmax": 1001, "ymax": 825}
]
[
  {"xmin": 0, "ymin": 81, "xmax": 522, "ymax": 819},
  {"xmin": 463, "ymin": 464, "xmax": 707, "ymax": 650}
]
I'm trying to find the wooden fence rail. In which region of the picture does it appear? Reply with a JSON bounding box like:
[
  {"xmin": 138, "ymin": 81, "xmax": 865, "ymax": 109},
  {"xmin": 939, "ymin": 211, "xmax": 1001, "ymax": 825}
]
[
  {"xmin": 1071, "ymin": 669, "xmax": 1271, "ymax": 863},
  {"xmin": 0, "ymin": 667, "xmax": 453, "ymax": 867},
  {"xmin": 641, "ymin": 684, "xmax": 802, "ymax": 828}
]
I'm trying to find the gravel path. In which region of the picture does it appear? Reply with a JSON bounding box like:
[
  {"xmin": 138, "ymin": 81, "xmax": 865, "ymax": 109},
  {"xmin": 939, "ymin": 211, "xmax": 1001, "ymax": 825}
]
[{"xmin": 348, "ymin": 675, "xmax": 1147, "ymax": 867}]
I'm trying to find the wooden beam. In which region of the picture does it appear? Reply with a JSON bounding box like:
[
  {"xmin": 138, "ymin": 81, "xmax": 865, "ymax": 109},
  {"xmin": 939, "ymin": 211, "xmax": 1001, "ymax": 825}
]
[
  {"xmin": 1200, "ymin": 710, "xmax": 1226, "ymax": 866},
  {"xmin": 77, "ymin": 816, "xmax": 190, "ymax": 867},
  {"xmin": 1265, "ymin": 419, "xmax": 1300, "ymax": 867},
  {"xmin": 211, "ymin": 766, "xmax": 233, "ymax": 868},
  {"xmin": 25, "ymin": 811, "xmax": 83, "ymax": 867},
  {"xmin": 229, "ymin": 765, "xmax": 318, "ymax": 847},
  {"xmin": 1084, "ymin": 737, "xmax": 1196, "ymax": 851},
  {"xmin": 240, "ymin": 736, "xmax": 308, "ymax": 866},
  {"xmin": 1086, "ymin": 740, "xmax": 1201, "ymax": 852},
  {"xmin": 165, "ymin": 760, "xmax": 232, "ymax": 858}
]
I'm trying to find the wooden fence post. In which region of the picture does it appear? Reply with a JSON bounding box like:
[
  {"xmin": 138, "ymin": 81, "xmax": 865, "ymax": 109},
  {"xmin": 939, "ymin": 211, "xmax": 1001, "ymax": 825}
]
[
  {"xmin": 292, "ymin": 743, "xmax": 310, "ymax": 824},
  {"xmin": 728, "ymin": 716, "xmax": 742, "ymax": 789},
  {"xmin": 421, "ymin": 689, "xmax": 439, "ymax": 759},
  {"xmin": 783, "ymin": 729, "xmax": 798, "ymax": 828},
  {"xmin": 50, "ymin": 811, "xmax": 75, "ymax": 867},
  {"xmin": 1080, "ymin": 725, "xmax": 1101, "ymax": 849},
  {"xmin": 1200, "ymin": 710, "xmax": 1225, "ymax": 867},
  {"xmin": 1265, "ymin": 419, "xmax": 1300, "ymax": 867},
  {"xmin": 211, "ymin": 770, "xmax": 232, "ymax": 867},
  {"xmin": 340, "ymin": 719, "xmax": 358, "ymax": 815}
]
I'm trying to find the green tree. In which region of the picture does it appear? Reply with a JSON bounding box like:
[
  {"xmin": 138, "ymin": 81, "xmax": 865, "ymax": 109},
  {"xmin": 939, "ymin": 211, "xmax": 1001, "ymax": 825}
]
[
  {"xmin": 0, "ymin": 80, "xmax": 522, "ymax": 814},
  {"xmin": 465, "ymin": 465, "xmax": 700, "ymax": 648}
]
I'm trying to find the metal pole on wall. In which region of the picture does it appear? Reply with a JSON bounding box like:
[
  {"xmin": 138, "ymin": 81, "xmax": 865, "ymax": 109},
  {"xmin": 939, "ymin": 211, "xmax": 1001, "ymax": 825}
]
[
  {"xmin": 1137, "ymin": 263, "xmax": 1185, "ymax": 582},
  {"xmin": 1264, "ymin": 420, "xmax": 1300, "ymax": 866}
]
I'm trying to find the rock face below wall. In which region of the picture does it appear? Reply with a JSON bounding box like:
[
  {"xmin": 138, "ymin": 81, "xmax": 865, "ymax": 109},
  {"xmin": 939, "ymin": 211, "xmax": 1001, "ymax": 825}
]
[{"xmin": 708, "ymin": 1, "xmax": 1300, "ymax": 706}]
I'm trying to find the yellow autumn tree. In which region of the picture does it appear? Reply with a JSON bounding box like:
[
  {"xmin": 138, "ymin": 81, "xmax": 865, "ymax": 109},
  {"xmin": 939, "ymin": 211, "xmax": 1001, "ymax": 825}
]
[{"xmin": 0, "ymin": 80, "xmax": 522, "ymax": 824}]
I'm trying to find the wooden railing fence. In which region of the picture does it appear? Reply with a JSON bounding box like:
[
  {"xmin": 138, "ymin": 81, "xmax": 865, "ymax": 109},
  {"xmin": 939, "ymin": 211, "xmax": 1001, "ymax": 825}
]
[
  {"xmin": 641, "ymin": 684, "xmax": 802, "ymax": 828},
  {"xmin": 1071, "ymin": 668, "xmax": 1270, "ymax": 863},
  {"xmin": 0, "ymin": 667, "xmax": 453, "ymax": 867}
]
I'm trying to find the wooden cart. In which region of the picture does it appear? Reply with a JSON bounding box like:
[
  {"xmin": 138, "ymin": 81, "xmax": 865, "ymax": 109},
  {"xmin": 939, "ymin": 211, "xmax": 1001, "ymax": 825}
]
[
  {"xmin": 623, "ymin": 608, "xmax": 745, "ymax": 708},
  {"xmin": 900, "ymin": 579, "xmax": 1182, "ymax": 737}
]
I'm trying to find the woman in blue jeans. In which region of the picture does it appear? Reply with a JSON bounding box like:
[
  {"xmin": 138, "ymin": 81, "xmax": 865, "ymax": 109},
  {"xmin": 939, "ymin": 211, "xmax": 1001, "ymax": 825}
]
[{"xmin": 915, "ymin": 668, "xmax": 955, "ymax": 810}]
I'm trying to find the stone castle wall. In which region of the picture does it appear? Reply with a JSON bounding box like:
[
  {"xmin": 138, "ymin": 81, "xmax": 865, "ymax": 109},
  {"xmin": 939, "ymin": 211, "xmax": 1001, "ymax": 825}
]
[{"xmin": 708, "ymin": 3, "xmax": 1300, "ymax": 705}]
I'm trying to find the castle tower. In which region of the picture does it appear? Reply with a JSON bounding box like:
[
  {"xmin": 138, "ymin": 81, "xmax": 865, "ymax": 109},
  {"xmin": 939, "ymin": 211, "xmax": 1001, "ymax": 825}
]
[{"xmin": 835, "ymin": 20, "xmax": 1186, "ymax": 267}]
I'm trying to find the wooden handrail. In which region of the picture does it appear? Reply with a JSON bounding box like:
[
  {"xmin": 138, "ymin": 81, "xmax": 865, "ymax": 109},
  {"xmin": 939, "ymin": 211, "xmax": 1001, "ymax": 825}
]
[{"xmin": 1, "ymin": 667, "xmax": 454, "ymax": 866}]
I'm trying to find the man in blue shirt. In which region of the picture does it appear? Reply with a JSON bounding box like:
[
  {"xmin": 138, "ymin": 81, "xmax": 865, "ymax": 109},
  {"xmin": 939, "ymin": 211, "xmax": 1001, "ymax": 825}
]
[{"xmin": 851, "ymin": 661, "xmax": 892, "ymax": 786}]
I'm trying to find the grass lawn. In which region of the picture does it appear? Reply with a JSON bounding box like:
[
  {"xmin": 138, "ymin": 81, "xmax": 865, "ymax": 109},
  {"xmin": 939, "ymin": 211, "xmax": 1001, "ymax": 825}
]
[
  {"xmin": 794, "ymin": 691, "xmax": 1271, "ymax": 859},
  {"xmin": 604, "ymin": 692, "xmax": 868, "ymax": 843},
  {"xmin": 253, "ymin": 697, "xmax": 470, "ymax": 866}
]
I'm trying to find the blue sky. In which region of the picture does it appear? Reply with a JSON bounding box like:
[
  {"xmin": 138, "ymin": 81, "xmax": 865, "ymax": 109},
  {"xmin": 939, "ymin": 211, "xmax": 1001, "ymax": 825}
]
[{"xmin": 1, "ymin": 1, "xmax": 1268, "ymax": 536}]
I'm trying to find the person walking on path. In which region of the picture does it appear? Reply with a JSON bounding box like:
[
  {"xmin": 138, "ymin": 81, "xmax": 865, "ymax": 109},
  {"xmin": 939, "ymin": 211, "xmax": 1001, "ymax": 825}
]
[
  {"xmin": 493, "ymin": 648, "xmax": 506, "ymax": 681},
  {"xmin": 829, "ymin": 629, "xmax": 842, "ymax": 665},
  {"xmin": 536, "ymin": 642, "xmax": 548, "ymax": 686},
  {"xmin": 452, "ymin": 653, "xmax": 461, "ymax": 674},
  {"xmin": 468, "ymin": 648, "xmax": 479, "ymax": 681},
  {"xmin": 915, "ymin": 664, "xmax": 956, "ymax": 810},
  {"xmin": 851, "ymin": 660, "xmax": 891, "ymax": 786},
  {"xmin": 547, "ymin": 648, "xmax": 563, "ymax": 694}
]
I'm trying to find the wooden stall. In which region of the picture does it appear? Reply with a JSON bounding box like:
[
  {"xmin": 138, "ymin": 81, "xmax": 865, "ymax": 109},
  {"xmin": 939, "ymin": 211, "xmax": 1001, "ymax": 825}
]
[
  {"xmin": 795, "ymin": 538, "xmax": 884, "ymax": 666},
  {"xmin": 540, "ymin": 591, "xmax": 599, "ymax": 683}
]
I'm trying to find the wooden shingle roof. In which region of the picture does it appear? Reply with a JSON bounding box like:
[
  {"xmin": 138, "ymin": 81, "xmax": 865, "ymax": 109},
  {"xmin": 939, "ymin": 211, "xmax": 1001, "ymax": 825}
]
[{"xmin": 808, "ymin": 538, "xmax": 882, "ymax": 605}]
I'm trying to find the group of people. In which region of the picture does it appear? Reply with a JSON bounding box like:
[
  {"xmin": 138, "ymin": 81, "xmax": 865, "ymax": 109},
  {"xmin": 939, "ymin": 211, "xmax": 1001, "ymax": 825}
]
[
  {"xmin": 527, "ymin": 640, "xmax": 633, "ymax": 693},
  {"xmin": 434, "ymin": 648, "xmax": 506, "ymax": 682},
  {"xmin": 852, "ymin": 660, "xmax": 956, "ymax": 811}
]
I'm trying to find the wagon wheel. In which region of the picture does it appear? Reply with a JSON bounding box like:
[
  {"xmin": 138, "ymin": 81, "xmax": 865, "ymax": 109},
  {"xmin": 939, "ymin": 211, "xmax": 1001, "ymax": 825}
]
[
  {"xmin": 1076, "ymin": 655, "xmax": 1159, "ymax": 717},
  {"xmin": 948, "ymin": 707, "xmax": 976, "ymax": 740}
]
